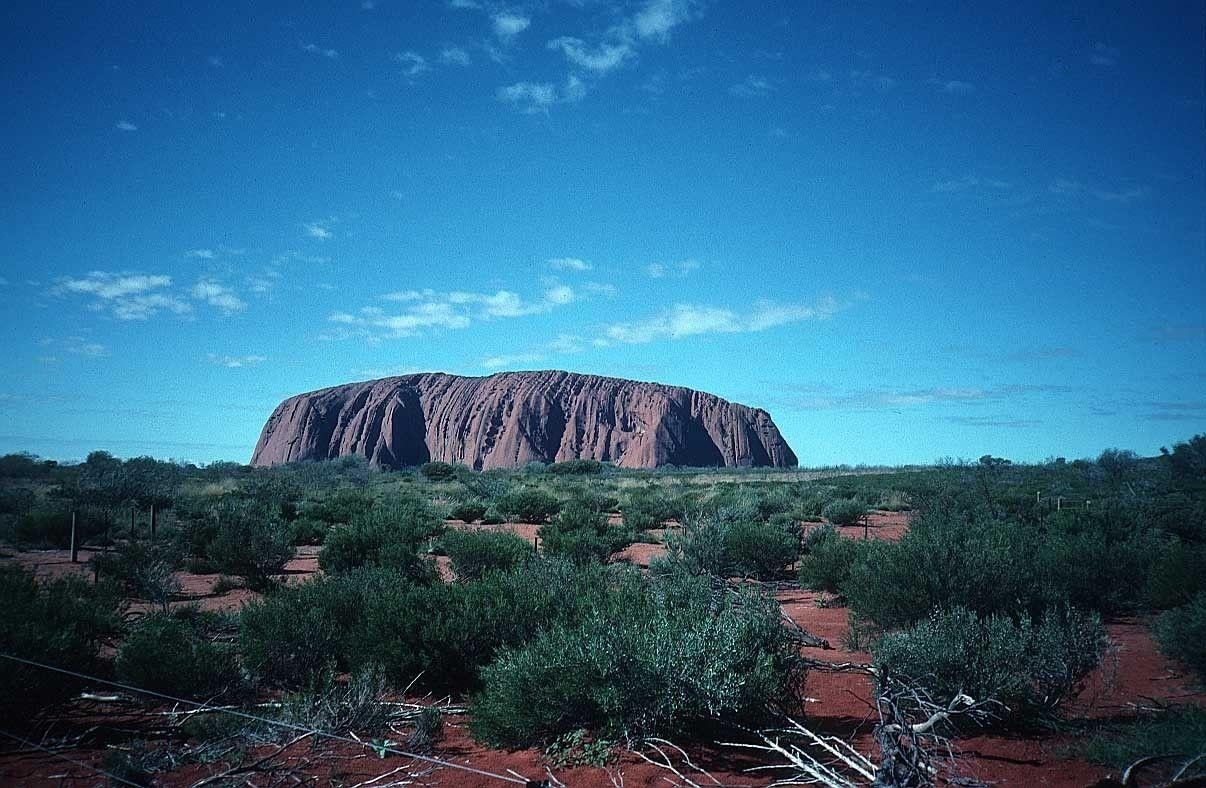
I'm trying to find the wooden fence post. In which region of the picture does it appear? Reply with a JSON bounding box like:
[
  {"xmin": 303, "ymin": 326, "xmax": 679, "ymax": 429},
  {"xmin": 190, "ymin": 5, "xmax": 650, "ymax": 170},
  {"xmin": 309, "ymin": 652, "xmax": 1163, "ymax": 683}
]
[
  {"xmin": 150, "ymin": 503, "xmax": 157, "ymax": 541},
  {"xmin": 70, "ymin": 511, "xmax": 78, "ymax": 563},
  {"xmin": 130, "ymin": 506, "xmax": 137, "ymax": 540}
]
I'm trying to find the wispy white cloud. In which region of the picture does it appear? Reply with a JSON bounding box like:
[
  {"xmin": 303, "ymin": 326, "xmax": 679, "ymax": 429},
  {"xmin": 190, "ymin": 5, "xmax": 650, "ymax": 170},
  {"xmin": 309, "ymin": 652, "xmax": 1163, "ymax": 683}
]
[
  {"xmin": 1048, "ymin": 178, "xmax": 1149, "ymax": 203},
  {"xmin": 304, "ymin": 222, "xmax": 333, "ymax": 239},
  {"xmin": 549, "ymin": 257, "xmax": 591, "ymax": 271},
  {"xmin": 603, "ymin": 297, "xmax": 842, "ymax": 345},
  {"xmin": 115, "ymin": 120, "xmax": 138, "ymax": 131},
  {"xmin": 633, "ymin": 0, "xmax": 694, "ymax": 42},
  {"xmin": 646, "ymin": 259, "xmax": 699, "ymax": 278},
  {"xmin": 54, "ymin": 336, "xmax": 109, "ymax": 358},
  {"xmin": 928, "ymin": 78, "xmax": 975, "ymax": 94},
  {"xmin": 185, "ymin": 248, "xmax": 215, "ymax": 259},
  {"xmin": 1091, "ymin": 42, "xmax": 1119, "ymax": 67},
  {"xmin": 328, "ymin": 285, "xmax": 578, "ymax": 341},
  {"xmin": 55, "ymin": 272, "xmax": 172, "ymax": 300},
  {"xmin": 302, "ymin": 43, "xmax": 339, "ymax": 59},
  {"xmin": 729, "ymin": 75, "xmax": 773, "ymax": 97},
  {"xmin": 493, "ymin": 12, "xmax": 530, "ymax": 40},
  {"xmin": 548, "ymin": 37, "xmax": 633, "ymax": 74},
  {"xmin": 849, "ymin": 70, "xmax": 897, "ymax": 92},
  {"xmin": 207, "ymin": 55, "xmax": 224, "ymax": 67},
  {"xmin": 394, "ymin": 51, "xmax": 430, "ymax": 77},
  {"xmin": 481, "ymin": 334, "xmax": 585, "ymax": 369},
  {"xmin": 536, "ymin": 0, "xmax": 698, "ymax": 107},
  {"xmin": 439, "ymin": 46, "xmax": 471, "ymax": 66},
  {"xmin": 497, "ymin": 81, "xmax": 559, "ymax": 112},
  {"xmin": 777, "ymin": 383, "xmax": 1070, "ymax": 413},
  {"xmin": 207, "ymin": 353, "xmax": 266, "ymax": 368},
  {"xmin": 190, "ymin": 280, "xmax": 247, "ymax": 314}
]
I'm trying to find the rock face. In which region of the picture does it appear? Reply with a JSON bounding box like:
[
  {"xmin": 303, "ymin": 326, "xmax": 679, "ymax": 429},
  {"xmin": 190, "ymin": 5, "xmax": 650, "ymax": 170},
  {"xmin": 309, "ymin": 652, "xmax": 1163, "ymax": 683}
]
[{"xmin": 250, "ymin": 371, "xmax": 797, "ymax": 470}]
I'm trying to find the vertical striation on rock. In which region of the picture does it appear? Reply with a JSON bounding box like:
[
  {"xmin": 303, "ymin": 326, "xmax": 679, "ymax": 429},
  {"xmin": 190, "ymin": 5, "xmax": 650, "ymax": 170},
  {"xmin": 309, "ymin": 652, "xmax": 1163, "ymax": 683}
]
[{"xmin": 250, "ymin": 371, "xmax": 797, "ymax": 470}]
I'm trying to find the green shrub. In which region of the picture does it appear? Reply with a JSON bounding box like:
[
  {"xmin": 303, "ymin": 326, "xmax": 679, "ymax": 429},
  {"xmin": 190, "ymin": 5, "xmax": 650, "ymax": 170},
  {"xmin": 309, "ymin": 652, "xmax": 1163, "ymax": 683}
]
[
  {"xmin": 547, "ymin": 459, "xmax": 605, "ymax": 475},
  {"xmin": 116, "ymin": 610, "xmax": 242, "ymax": 699},
  {"xmin": 1148, "ymin": 543, "xmax": 1206, "ymax": 609},
  {"xmin": 470, "ymin": 570, "xmax": 796, "ymax": 746},
  {"xmin": 289, "ymin": 516, "xmax": 329, "ymax": 546},
  {"xmin": 13, "ymin": 505, "xmax": 114, "ymax": 549},
  {"xmin": 442, "ymin": 529, "xmax": 533, "ymax": 580},
  {"xmin": 724, "ymin": 519, "xmax": 798, "ymax": 579},
  {"xmin": 821, "ymin": 498, "xmax": 866, "ymax": 526},
  {"xmin": 621, "ymin": 491, "xmax": 680, "ymax": 531},
  {"xmin": 319, "ymin": 495, "xmax": 442, "ymax": 577},
  {"xmin": 1081, "ymin": 706, "xmax": 1206, "ymax": 770},
  {"xmin": 797, "ymin": 529, "xmax": 874, "ymax": 594},
  {"xmin": 419, "ymin": 461, "xmax": 458, "ymax": 482},
  {"xmin": 495, "ymin": 488, "xmax": 562, "ymax": 523},
  {"xmin": 842, "ymin": 506, "xmax": 1041, "ymax": 629},
  {"xmin": 872, "ymin": 606, "xmax": 1106, "ymax": 726},
  {"xmin": 660, "ymin": 509, "xmax": 797, "ymax": 580},
  {"xmin": 449, "ymin": 501, "xmax": 488, "ymax": 523},
  {"xmin": 276, "ymin": 665, "xmax": 388, "ymax": 736},
  {"xmin": 0, "ymin": 565, "xmax": 124, "ymax": 723},
  {"xmin": 239, "ymin": 571, "xmax": 380, "ymax": 687},
  {"xmin": 1155, "ymin": 592, "xmax": 1206, "ymax": 680},
  {"xmin": 206, "ymin": 499, "xmax": 294, "ymax": 589},
  {"xmin": 240, "ymin": 560, "xmax": 608, "ymax": 693},
  {"xmin": 90, "ymin": 541, "xmax": 181, "ymax": 610},
  {"xmin": 539, "ymin": 502, "xmax": 630, "ymax": 565}
]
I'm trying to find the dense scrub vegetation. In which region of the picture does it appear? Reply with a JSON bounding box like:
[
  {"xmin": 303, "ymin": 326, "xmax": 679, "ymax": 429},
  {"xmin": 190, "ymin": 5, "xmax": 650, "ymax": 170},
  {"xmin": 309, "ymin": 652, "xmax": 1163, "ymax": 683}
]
[{"xmin": 1, "ymin": 435, "xmax": 1204, "ymax": 771}]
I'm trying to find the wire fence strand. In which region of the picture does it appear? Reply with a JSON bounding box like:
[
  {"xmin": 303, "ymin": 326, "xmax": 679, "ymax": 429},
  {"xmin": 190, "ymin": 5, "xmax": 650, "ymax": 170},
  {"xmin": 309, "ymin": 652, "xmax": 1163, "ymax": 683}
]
[{"xmin": 0, "ymin": 651, "xmax": 533, "ymax": 786}]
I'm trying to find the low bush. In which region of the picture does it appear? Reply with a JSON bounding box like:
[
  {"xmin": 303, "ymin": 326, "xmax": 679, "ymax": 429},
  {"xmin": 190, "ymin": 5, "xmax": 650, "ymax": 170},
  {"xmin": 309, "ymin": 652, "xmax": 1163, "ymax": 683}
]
[
  {"xmin": 442, "ymin": 529, "xmax": 533, "ymax": 580},
  {"xmin": 842, "ymin": 505, "xmax": 1041, "ymax": 629},
  {"xmin": 1081, "ymin": 706, "xmax": 1206, "ymax": 770},
  {"xmin": 1148, "ymin": 542, "xmax": 1206, "ymax": 609},
  {"xmin": 241, "ymin": 560, "xmax": 609, "ymax": 692},
  {"xmin": 239, "ymin": 570, "xmax": 380, "ymax": 687},
  {"xmin": 547, "ymin": 459, "xmax": 605, "ymax": 475},
  {"xmin": 276, "ymin": 665, "xmax": 389, "ymax": 737},
  {"xmin": 797, "ymin": 528, "xmax": 875, "ymax": 594},
  {"xmin": 91, "ymin": 541, "xmax": 181, "ymax": 610},
  {"xmin": 319, "ymin": 495, "xmax": 442, "ymax": 578},
  {"xmin": 201, "ymin": 498, "xmax": 295, "ymax": 589},
  {"xmin": 0, "ymin": 565, "xmax": 124, "ymax": 724},
  {"xmin": 539, "ymin": 502, "xmax": 631, "ymax": 565},
  {"xmin": 724, "ymin": 519, "xmax": 798, "ymax": 579},
  {"xmin": 470, "ymin": 570, "xmax": 797, "ymax": 746},
  {"xmin": 449, "ymin": 500, "xmax": 488, "ymax": 523},
  {"xmin": 419, "ymin": 461, "xmax": 458, "ymax": 482},
  {"xmin": 1155, "ymin": 592, "xmax": 1206, "ymax": 680},
  {"xmin": 116, "ymin": 609, "xmax": 242, "ymax": 699},
  {"xmin": 821, "ymin": 498, "xmax": 866, "ymax": 526},
  {"xmin": 660, "ymin": 509, "xmax": 797, "ymax": 580},
  {"xmin": 872, "ymin": 605, "xmax": 1106, "ymax": 726},
  {"xmin": 289, "ymin": 516, "xmax": 329, "ymax": 546},
  {"xmin": 13, "ymin": 505, "xmax": 114, "ymax": 549},
  {"xmin": 495, "ymin": 488, "xmax": 562, "ymax": 523},
  {"xmin": 621, "ymin": 490, "xmax": 680, "ymax": 532}
]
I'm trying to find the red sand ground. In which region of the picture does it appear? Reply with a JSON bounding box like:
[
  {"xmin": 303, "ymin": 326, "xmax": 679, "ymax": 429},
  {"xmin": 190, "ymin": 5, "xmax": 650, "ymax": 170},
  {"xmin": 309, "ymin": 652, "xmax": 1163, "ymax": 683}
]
[{"xmin": 3, "ymin": 509, "xmax": 1203, "ymax": 786}]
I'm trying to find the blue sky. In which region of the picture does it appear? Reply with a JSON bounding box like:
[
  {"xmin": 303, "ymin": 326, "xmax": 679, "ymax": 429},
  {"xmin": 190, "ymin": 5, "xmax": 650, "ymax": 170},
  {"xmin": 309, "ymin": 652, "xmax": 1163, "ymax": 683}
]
[{"xmin": 1, "ymin": 0, "xmax": 1203, "ymax": 466}]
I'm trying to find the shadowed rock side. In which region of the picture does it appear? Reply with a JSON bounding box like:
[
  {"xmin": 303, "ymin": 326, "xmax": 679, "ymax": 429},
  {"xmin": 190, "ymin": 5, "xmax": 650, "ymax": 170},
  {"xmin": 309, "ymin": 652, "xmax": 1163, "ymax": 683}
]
[{"xmin": 250, "ymin": 371, "xmax": 798, "ymax": 470}]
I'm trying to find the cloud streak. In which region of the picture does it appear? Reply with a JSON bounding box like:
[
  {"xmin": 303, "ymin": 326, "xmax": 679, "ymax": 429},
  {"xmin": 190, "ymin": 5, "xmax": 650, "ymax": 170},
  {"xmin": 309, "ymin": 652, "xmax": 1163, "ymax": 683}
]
[
  {"xmin": 327, "ymin": 285, "xmax": 578, "ymax": 341},
  {"xmin": 603, "ymin": 296, "xmax": 842, "ymax": 344}
]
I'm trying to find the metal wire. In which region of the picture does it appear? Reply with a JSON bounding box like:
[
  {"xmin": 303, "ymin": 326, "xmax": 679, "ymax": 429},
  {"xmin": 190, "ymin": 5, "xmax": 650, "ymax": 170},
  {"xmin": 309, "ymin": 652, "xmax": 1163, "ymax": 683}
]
[
  {"xmin": 0, "ymin": 652, "xmax": 533, "ymax": 785},
  {"xmin": 0, "ymin": 727, "xmax": 147, "ymax": 787}
]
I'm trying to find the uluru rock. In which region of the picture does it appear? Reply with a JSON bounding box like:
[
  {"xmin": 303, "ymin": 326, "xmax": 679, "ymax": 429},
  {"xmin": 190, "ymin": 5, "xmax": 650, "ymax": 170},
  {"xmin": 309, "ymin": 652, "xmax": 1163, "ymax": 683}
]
[{"xmin": 250, "ymin": 371, "xmax": 797, "ymax": 470}]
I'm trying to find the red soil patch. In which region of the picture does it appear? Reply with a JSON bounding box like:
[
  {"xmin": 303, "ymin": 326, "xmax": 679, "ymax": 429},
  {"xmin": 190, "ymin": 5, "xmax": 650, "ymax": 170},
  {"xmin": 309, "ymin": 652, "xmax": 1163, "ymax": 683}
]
[{"xmin": 817, "ymin": 509, "xmax": 911, "ymax": 542}]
